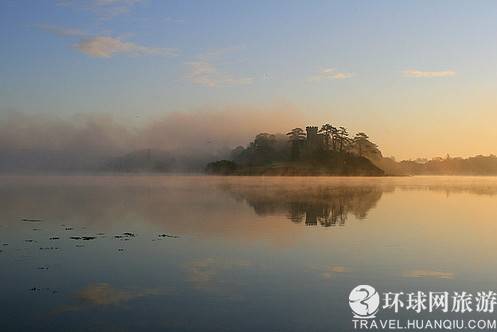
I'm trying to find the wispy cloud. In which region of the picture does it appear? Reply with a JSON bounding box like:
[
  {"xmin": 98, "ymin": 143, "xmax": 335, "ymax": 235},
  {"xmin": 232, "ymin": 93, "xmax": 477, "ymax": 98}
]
[
  {"xmin": 309, "ymin": 68, "xmax": 354, "ymax": 82},
  {"xmin": 186, "ymin": 60, "xmax": 253, "ymax": 87},
  {"xmin": 39, "ymin": 24, "xmax": 178, "ymax": 58},
  {"xmin": 57, "ymin": 0, "xmax": 143, "ymax": 18},
  {"xmin": 403, "ymin": 69, "xmax": 456, "ymax": 78},
  {"xmin": 76, "ymin": 36, "xmax": 178, "ymax": 58},
  {"xmin": 186, "ymin": 46, "xmax": 253, "ymax": 87}
]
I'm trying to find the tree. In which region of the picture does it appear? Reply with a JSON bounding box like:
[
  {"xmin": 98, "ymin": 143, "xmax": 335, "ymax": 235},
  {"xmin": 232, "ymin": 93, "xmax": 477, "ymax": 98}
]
[
  {"xmin": 331, "ymin": 126, "xmax": 339, "ymax": 151},
  {"xmin": 336, "ymin": 126, "xmax": 350, "ymax": 152},
  {"xmin": 319, "ymin": 124, "xmax": 336, "ymax": 150},
  {"xmin": 353, "ymin": 132, "xmax": 381, "ymax": 159},
  {"xmin": 230, "ymin": 146, "xmax": 245, "ymax": 160},
  {"xmin": 286, "ymin": 128, "xmax": 306, "ymax": 141},
  {"xmin": 287, "ymin": 128, "xmax": 306, "ymax": 160},
  {"xmin": 353, "ymin": 132, "xmax": 369, "ymax": 157},
  {"xmin": 254, "ymin": 133, "xmax": 276, "ymax": 150},
  {"xmin": 249, "ymin": 133, "xmax": 277, "ymax": 165}
]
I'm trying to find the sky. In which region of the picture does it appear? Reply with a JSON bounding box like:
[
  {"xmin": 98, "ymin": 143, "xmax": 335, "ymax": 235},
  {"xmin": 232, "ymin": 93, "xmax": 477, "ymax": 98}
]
[{"xmin": 1, "ymin": 0, "xmax": 497, "ymax": 159}]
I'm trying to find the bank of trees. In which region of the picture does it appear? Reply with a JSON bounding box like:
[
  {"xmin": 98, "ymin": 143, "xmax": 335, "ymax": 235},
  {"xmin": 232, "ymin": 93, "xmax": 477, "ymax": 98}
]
[
  {"xmin": 286, "ymin": 124, "xmax": 381, "ymax": 159},
  {"xmin": 231, "ymin": 123, "xmax": 382, "ymax": 166}
]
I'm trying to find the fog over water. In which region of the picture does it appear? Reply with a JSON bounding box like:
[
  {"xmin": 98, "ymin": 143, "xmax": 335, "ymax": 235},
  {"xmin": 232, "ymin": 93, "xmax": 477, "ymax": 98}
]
[{"xmin": 0, "ymin": 107, "xmax": 304, "ymax": 172}]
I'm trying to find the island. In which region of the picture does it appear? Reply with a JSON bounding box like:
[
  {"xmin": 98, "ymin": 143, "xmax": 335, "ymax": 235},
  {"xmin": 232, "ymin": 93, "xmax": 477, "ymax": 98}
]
[{"xmin": 206, "ymin": 124, "xmax": 384, "ymax": 176}]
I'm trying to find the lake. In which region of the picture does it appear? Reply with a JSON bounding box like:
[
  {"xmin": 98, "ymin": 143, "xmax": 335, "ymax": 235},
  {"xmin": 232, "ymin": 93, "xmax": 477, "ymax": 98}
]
[{"xmin": 2, "ymin": 175, "xmax": 497, "ymax": 331}]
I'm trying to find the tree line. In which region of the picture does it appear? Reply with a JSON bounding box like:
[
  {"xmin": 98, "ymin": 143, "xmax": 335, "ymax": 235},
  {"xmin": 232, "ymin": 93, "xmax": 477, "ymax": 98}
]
[
  {"xmin": 230, "ymin": 123, "xmax": 382, "ymax": 166},
  {"xmin": 286, "ymin": 123, "xmax": 381, "ymax": 160}
]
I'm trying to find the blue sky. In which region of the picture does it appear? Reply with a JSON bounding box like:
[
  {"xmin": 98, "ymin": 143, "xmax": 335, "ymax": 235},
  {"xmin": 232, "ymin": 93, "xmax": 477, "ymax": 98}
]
[{"xmin": 1, "ymin": 0, "xmax": 497, "ymax": 158}]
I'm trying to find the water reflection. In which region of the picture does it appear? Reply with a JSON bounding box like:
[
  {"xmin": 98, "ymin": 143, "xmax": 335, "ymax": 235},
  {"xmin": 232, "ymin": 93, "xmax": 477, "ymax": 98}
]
[
  {"xmin": 402, "ymin": 269, "xmax": 454, "ymax": 279},
  {"xmin": 220, "ymin": 183, "xmax": 386, "ymax": 226},
  {"xmin": 52, "ymin": 283, "xmax": 164, "ymax": 315},
  {"xmin": 2, "ymin": 176, "xmax": 497, "ymax": 331}
]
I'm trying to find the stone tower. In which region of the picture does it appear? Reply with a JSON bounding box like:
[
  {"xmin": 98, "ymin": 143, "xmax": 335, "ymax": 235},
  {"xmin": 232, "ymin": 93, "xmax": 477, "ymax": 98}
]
[{"xmin": 306, "ymin": 126, "xmax": 324, "ymax": 150}]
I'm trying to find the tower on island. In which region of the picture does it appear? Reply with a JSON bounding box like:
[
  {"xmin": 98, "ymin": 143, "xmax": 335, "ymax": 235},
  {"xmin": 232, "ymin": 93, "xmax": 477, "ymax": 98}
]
[{"xmin": 306, "ymin": 126, "xmax": 325, "ymax": 151}]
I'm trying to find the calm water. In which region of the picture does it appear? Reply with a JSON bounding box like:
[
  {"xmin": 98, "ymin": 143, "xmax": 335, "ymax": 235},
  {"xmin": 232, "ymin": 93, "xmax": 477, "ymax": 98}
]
[{"xmin": 2, "ymin": 175, "xmax": 497, "ymax": 331}]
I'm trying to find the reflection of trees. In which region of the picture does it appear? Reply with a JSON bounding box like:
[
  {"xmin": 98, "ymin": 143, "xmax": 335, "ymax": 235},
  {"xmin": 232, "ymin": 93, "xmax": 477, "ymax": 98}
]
[
  {"xmin": 2, "ymin": 176, "xmax": 497, "ymax": 235},
  {"xmin": 220, "ymin": 184, "xmax": 385, "ymax": 227},
  {"xmin": 288, "ymin": 202, "xmax": 348, "ymax": 227}
]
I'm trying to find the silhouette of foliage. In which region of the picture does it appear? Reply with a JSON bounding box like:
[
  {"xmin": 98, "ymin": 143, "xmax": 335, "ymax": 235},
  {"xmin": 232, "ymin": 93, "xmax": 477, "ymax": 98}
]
[
  {"xmin": 286, "ymin": 128, "xmax": 306, "ymax": 160},
  {"xmin": 206, "ymin": 123, "xmax": 384, "ymax": 176},
  {"xmin": 375, "ymin": 154, "xmax": 497, "ymax": 175}
]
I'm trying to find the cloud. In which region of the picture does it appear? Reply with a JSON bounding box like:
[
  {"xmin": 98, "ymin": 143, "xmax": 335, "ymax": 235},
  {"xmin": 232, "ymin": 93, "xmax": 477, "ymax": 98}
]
[
  {"xmin": 402, "ymin": 69, "xmax": 456, "ymax": 78},
  {"xmin": 38, "ymin": 24, "xmax": 87, "ymax": 37},
  {"xmin": 58, "ymin": 0, "xmax": 143, "ymax": 18},
  {"xmin": 403, "ymin": 269, "xmax": 454, "ymax": 279},
  {"xmin": 76, "ymin": 36, "xmax": 178, "ymax": 58},
  {"xmin": 185, "ymin": 45, "xmax": 253, "ymax": 87},
  {"xmin": 186, "ymin": 60, "xmax": 253, "ymax": 87},
  {"xmin": 38, "ymin": 24, "xmax": 177, "ymax": 58},
  {"xmin": 309, "ymin": 68, "xmax": 354, "ymax": 82}
]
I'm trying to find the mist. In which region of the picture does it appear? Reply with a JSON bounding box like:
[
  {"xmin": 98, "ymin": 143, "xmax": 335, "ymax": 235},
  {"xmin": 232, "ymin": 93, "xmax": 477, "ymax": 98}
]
[{"xmin": 0, "ymin": 106, "xmax": 304, "ymax": 173}]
